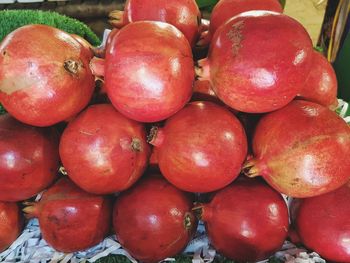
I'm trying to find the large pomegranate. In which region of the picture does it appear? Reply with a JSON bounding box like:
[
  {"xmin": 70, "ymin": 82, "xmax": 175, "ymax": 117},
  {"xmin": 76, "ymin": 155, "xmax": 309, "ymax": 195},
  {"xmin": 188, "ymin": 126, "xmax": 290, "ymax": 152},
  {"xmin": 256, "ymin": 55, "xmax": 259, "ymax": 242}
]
[
  {"xmin": 59, "ymin": 104, "xmax": 150, "ymax": 194},
  {"xmin": 24, "ymin": 178, "xmax": 112, "ymax": 253},
  {"xmin": 0, "ymin": 202, "xmax": 23, "ymax": 252},
  {"xmin": 113, "ymin": 176, "xmax": 197, "ymax": 262},
  {"xmin": 298, "ymin": 50, "xmax": 338, "ymax": 109},
  {"xmin": 245, "ymin": 100, "xmax": 350, "ymax": 197},
  {"xmin": 196, "ymin": 178, "xmax": 289, "ymax": 262},
  {"xmin": 95, "ymin": 21, "xmax": 194, "ymax": 122},
  {"xmin": 109, "ymin": 0, "xmax": 201, "ymax": 47},
  {"xmin": 291, "ymin": 182, "xmax": 350, "ymax": 262},
  {"xmin": 0, "ymin": 24, "xmax": 95, "ymax": 127},
  {"xmin": 0, "ymin": 114, "xmax": 59, "ymax": 202},
  {"xmin": 149, "ymin": 101, "xmax": 247, "ymax": 193},
  {"xmin": 196, "ymin": 11, "xmax": 313, "ymax": 113},
  {"xmin": 198, "ymin": 0, "xmax": 283, "ymax": 46}
]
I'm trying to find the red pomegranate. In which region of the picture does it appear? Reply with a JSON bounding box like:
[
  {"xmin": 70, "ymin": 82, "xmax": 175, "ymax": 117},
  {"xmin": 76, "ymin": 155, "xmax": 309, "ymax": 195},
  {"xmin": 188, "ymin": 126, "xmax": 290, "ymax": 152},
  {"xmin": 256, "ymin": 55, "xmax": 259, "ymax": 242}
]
[
  {"xmin": 198, "ymin": 0, "xmax": 283, "ymax": 46},
  {"xmin": 70, "ymin": 34, "xmax": 94, "ymax": 60},
  {"xmin": 0, "ymin": 114, "xmax": 59, "ymax": 202},
  {"xmin": 24, "ymin": 178, "xmax": 112, "ymax": 253},
  {"xmin": 149, "ymin": 101, "xmax": 247, "ymax": 193},
  {"xmin": 245, "ymin": 100, "xmax": 350, "ymax": 198},
  {"xmin": 113, "ymin": 176, "xmax": 197, "ymax": 262},
  {"xmin": 196, "ymin": 11, "xmax": 313, "ymax": 113},
  {"xmin": 197, "ymin": 178, "xmax": 289, "ymax": 262},
  {"xmin": 298, "ymin": 50, "xmax": 338, "ymax": 109},
  {"xmin": 291, "ymin": 182, "xmax": 350, "ymax": 262},
  {"xmin": 94, "ymin": 21, "xmax": 194, "ymax": 122},
  {"xmin": 59, "ymin": 104, "xmax": 150, "ymax": 194},
  {"xmin": 0, "ymin": 24, "xmax": 95, "ymax": 127},
  {"xmin": 109, "ymin": 0, "xmax": 201, "ymax": 47},
  {"xmin": 0, "ymin": 202, "xmax": 23, "ymax": 252}
]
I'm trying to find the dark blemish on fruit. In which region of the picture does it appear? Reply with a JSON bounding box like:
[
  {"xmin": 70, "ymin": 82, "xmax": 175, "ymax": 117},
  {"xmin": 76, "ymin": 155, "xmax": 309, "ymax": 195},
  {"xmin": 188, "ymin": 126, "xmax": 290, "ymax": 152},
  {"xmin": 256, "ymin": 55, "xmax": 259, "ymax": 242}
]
[{"xmin": 226, "ymin": 21, "xmax": 244, "ymax": 56}]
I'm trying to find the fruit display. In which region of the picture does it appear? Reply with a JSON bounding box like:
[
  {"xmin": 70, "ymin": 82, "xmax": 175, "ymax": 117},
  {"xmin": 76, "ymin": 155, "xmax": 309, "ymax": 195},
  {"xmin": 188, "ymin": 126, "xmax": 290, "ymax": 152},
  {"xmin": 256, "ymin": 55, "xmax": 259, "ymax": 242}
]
[{"xmin": 0, "ymin": 1, "xmax": 349, "ymax": 262}]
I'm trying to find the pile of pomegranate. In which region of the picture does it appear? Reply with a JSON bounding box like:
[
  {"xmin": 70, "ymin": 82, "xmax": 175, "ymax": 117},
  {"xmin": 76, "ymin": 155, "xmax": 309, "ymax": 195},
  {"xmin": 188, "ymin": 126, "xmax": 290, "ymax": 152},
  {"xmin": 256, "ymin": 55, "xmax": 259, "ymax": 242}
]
[{"xmin": 0, "ymin": 0, "xmax": 349, "ymax": 262}]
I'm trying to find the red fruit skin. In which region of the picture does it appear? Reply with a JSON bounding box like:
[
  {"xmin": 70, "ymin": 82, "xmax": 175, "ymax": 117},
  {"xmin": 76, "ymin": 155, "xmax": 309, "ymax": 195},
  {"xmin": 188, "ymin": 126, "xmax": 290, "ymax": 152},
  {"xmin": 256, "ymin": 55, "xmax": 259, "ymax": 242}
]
[
  {"xmin": 201, "ymin": 11, "xmax": 313, "ymax": 113},
  {"xmin": 0, "ymin": 24, "xmax": 95, "ymax": 127},
  {"xmin": 27, "ymin": 178, "xmax": 112, "ymax": 253},
  {"xmin": 191, "ymin": 80, "xmax": 221, "ymax": 104},
  {"xmin": 151, "ymin": 101, "xmax": 247, "ymax": 193},
  {"xmin": 248, "ymin": 100, "xmax": 350, "ymax": 197},
  {"xmin": 113, "ymin": 177, "xmax": 197, "ymax": 263},
  {"xmin": 292, "ymin": 182, "xmax": 350, "ymax": 262},
  {"xmin": 59, "ymin": 104, "xmax": 150, "ymax": 194},
  {"xmin": 208, "ymin": 0, "xmax": 282, "ymax": 40},
  {"xmin": 201, "ymin": 178, "xmax": 289, "ymax": 262},
  {"xmin": 105, "ymin": 21, "xmax": 194, "ymax": 123},
  {"xmin": 117, "ymin": 0, "xmax": 201, "ymax": 47},
  {"xmin": 298, "ymin": 51, "xmax": 338, "ymax": 109},
  {"xmin": 0, "ymin": 202, "xmax": 23, "ymax": 252},
  {"xmin": 70, "ymin": 34, "xmax": 94, "ymax": 60},
  {"xmin": 0, "ymin": 115, "xmax": 59, "ymax": 201}
]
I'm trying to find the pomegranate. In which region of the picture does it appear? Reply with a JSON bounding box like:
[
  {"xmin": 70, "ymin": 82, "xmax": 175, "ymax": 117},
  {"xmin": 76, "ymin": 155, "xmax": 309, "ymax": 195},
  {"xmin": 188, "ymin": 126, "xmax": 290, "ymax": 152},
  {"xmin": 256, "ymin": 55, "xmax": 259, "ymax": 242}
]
[
  {"xmin": 24, "ymin": 178, "xmax": 112, "ymax": 253},
  {"xmin": 108, "ymin": 0, "xmax": 201, "ymax": 46},
  {"xmin": 70, "ymin": 34, "xmax": 94, "ymax": 60},
  {"xmin": 0, "ymin": 202, "xmax": 23, "ymax": 252},
  {"xmin": 196, "ymin": 178, "xmax": 289, "ymax": 262},
  {"xmin": 59, "ymin": 104, "xmax": 150, "ymax": 194},
  {"xmin": 149, "ymin": 101, "xmax": 247, "ymax": 193},
  {"xmin": 0, "ymin": 24, "xmax": 95, "ymax": 127},
  {"xmin": 244, "ymin": 100, "xmax": 350, "ymax": 198},
  {"xmin": 298, "ymin": 50, "xmax": 338, "ymax": 109},
  {"xmin": 196, "ymin": 11, "xmax": 313, "ymax": 113},
  {"xmin": 198, "ymin": 0, "xmax": 283, "ymax": 46},
  {"xmin": 291, "ymin": 182, "xmax": 350, "ymax": 262},
  {"xmin": 113, "ymin": 176, "xmax": 197, "ymax": 262},
  {"xmin": 92, "ymin": 21, "xmax": 194, "ymax": 122},
  {"xmin": 0, "ymin": 114, "xmax": 59, "ymax": 202}
]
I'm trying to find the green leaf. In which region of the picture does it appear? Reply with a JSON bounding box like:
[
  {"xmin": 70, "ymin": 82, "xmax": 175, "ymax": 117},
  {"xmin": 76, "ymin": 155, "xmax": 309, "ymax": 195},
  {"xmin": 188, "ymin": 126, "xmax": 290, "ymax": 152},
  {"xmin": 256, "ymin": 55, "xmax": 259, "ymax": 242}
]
[
  {"xmin": 279, "ymin": 0, "xmax": 286, "ymax": 9},
  {"xmin": 196, "ymin": 0, "xmax": 218, "ymax": 8}
]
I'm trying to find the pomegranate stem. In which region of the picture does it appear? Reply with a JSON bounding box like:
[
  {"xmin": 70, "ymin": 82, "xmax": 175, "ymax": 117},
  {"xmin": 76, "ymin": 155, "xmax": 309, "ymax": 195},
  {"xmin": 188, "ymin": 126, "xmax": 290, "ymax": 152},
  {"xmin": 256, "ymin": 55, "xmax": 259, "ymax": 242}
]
[{"xmin": 108, "ymin": 10, "xmax": 126, "ymax": 28}]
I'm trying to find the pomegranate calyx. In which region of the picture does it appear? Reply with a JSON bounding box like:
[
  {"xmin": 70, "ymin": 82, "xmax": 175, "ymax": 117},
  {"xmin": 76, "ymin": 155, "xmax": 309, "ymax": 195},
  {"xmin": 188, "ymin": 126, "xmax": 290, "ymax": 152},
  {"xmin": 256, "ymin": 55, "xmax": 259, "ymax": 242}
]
[
  {"xmin": 22, "ymin": 202, "xmax": 39, "ymax": 219},
  {"xmin": 195, "ymin": 59, "xmax": 210, "ymax": 81},
  {"xmin": 89, "ymin": 57, "xmax": 105, "ymax": 78},
  {"xmin": 108, "ymin": 10, "xmax": 126, "ymax": 28},
  {"xmin": 147, "ymin": 127, "xmax": 165, "ymax": 147},
  {"xmin": 183, "ymin": 212, "xmax": 193, "ymax": 230},
  {"xmin": 242, "ymin": 159, "xmax": 261, "ymax": 178}
]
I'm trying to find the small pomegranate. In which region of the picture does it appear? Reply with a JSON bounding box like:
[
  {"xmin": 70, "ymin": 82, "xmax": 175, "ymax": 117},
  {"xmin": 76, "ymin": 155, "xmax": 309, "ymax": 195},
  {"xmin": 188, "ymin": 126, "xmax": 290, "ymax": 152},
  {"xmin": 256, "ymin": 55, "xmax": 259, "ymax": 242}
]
[
  {"xmin": 108, "ymin": 0, "xmax": 201, "ymax": 47},
  {"xmin": 0, "ymin": 114, "xmax": 59, "ymax": 202},
  {"xmin": 298, "ymin": 50, "xmax": 338, "ymax": 109},
  {"xmin": 244, "ymin": 100, "xmax": 350, "ymax": 197},
  {"xmin": 0, "ymin": 202, "xmax": 23, "ymax": 252},
  {"xmin": 149, "ymin": 101, "xmax": 247, "ymax": 193},
  {"xmin": 113, "ymin": 176, "xmax": 197, "ymax": 262},
  {"xmin": 196, "ymin": 11, "xmax": 313, "ymax": 113},
  {"xmin": 291, "ymin": 182, "xmax": 350, "ymax": 262},
  {"xmin": 198, "ymin": 0, "xmax": 283, "ymax": 46},
  {"xmin": 59, "ymin": 104, "xmax": 150, "ymax": 194},
  {"xmin": 24, "ymin": 178, "xmax": 112, "ymax": 253},
  {"xmin": 91, "ymin": 21, "xmax": 194, "ymax": 122},
  {"xmin": 0, "ymin": 24, "xmax": 95, "ymax": 127},
  {"xmin": 196, "ymin": 178, "xmax": 289, "ymax": 262}
]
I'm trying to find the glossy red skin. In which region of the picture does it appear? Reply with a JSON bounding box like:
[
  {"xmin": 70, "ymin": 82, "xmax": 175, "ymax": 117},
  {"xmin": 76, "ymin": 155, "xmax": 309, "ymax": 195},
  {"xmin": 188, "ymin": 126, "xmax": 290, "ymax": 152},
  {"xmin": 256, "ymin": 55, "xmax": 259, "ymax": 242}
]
[
  {"xmin": 113, "ymin": 177, "xmax": 197, "ymax": 263},
  {"xmin": 292, "ymin": 182, "xmax": 350, "ymax": 262},
  {"xmin": 105, "ymin": 21, "xmax": 194, "ymax": 123},
  {"xmin": 70, "ymin": 34, "xmax": 94, "ymax": 60},
  {"xmin": 0, "ymin": 115, "xmax": 59, "ymax": 201},
  {"xmin": 298, "ymin": 51, "xmax": 338, "ymax": 108},
  {"xmin": 201, "ymin": 178, "xmax": 289, "ymax": 262},
  {"xmin": 28, "ymin": 178, "xmax": 112, "ymax": 253},
  {"xmin": 208, "ymin": 0, "xmax": 282, "ymax": 39},
  {"xmin": 203, "ymin": 11, "xmax": 313, "ymax": 113},
  {"xmin": 59, "ymin": 104, "xmax": 150, "ymax": 194},
  {"xmin": 0, "ymin": 202, "xmax": 23, "ymax": 252},
  {"xmin": 120, "ymin": 0, "xmax": 201, "ymax": 46},
  {"xmin": 152, "ymin": 101, "xmax": 247, "ymax": 193},
  {"xmin": 0, "ymin": 24, "xmax": 95, "ymax": 127},
  {"xmin": 249, "ymin": 100, "xmax": 350, "ymax": 197}
]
